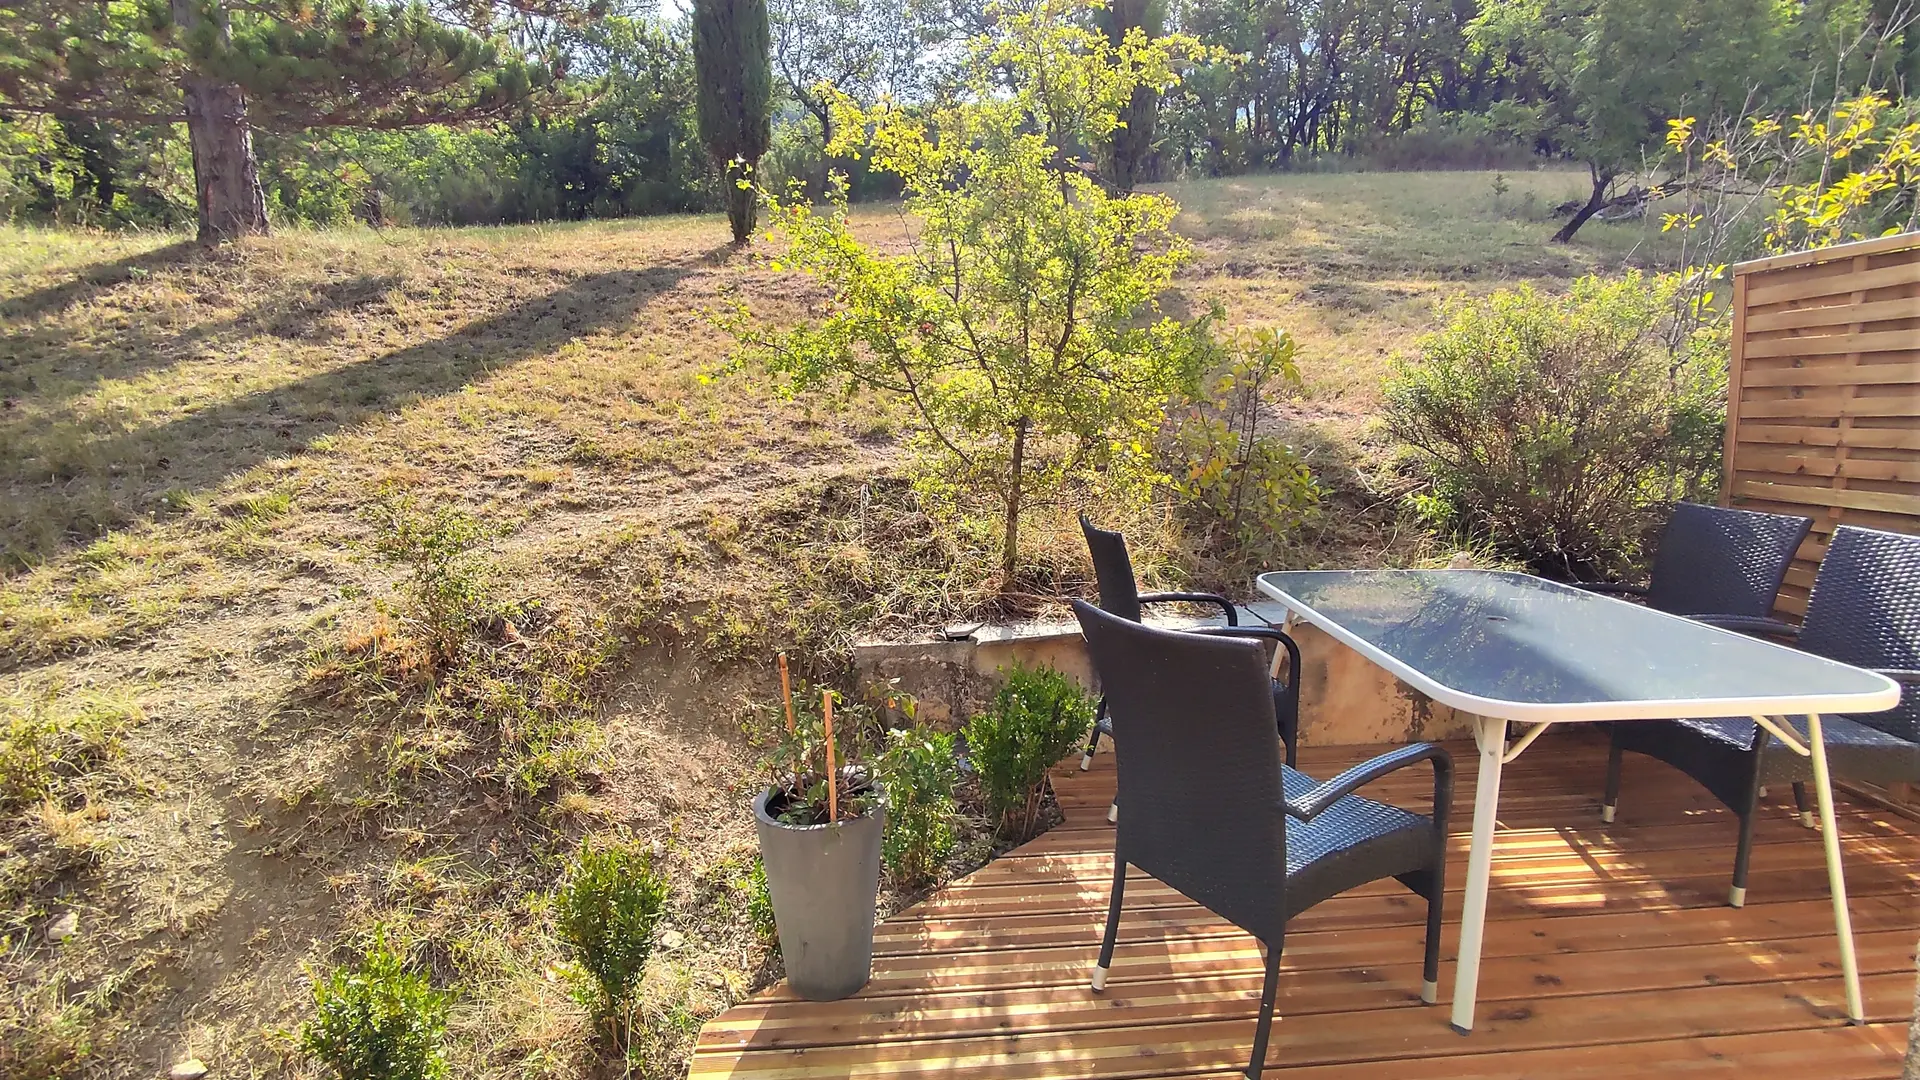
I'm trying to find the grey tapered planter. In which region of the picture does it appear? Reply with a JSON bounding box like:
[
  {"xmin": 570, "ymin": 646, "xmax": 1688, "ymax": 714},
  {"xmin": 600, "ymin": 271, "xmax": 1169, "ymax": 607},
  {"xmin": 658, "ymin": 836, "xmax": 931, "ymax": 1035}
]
[{"xmin": 753, "ymin": 778, "xmax": 886, "ymax": 1001}]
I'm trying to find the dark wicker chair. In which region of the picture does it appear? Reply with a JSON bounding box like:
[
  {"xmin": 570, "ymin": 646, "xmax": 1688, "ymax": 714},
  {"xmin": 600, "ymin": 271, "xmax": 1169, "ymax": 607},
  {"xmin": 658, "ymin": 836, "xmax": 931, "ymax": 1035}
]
[
  {"xmin": 1577, "ymin": 502, "xmax": 1812, "ymax": 629},
  {"xmin": 1602, "ymin": 525, "xmax": 1920, "ymax": 907},
  {"xmin": 1073, "ymin": 601, "xmax": 1451, "ymax": 1079},
  {"xmin": 1079, "ymin": 516, "xmax": 1302, "ymax": 789}
]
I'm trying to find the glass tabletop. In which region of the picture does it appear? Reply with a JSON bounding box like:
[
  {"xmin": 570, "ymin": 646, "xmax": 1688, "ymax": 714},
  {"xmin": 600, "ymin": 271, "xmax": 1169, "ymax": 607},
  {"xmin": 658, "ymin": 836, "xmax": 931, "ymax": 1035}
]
[{"xmin": 1255, "ymin": 570, "xmax": 1900, "ymax": 723}]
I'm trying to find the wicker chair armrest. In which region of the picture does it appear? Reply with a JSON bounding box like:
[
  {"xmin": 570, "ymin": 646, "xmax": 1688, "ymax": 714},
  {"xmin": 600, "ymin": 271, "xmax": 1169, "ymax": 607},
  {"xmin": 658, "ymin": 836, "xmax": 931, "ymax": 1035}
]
[
  {"xmin": 1187, "ymin": 625, "xmax": 1295, "ymax": 654},
  {"xmin": 1283, "ymin": 743, "xmax": 1454, "ymax": 822},
  {"xmin": 1874, "ymin": 669, "xmax": 1920, "ymax": 687},
  {"xmin": 1689, "ymin": 613, "xmax": 1801, "ymax": 640},
  {"xmin": 1137, "ymin": 592, "xmax": 1239, "ymax": 626},
  {"xmin": 1575, "ymin": 581, "xmax": 1648, "ymax": 597},
  {"xmin": 1188, "ymin": 626, "xmax": 1303, "ymax": 693}
]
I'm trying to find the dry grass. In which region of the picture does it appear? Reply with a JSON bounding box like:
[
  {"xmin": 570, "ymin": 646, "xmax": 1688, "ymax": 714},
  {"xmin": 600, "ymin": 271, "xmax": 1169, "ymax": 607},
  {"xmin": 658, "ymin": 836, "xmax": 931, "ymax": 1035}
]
[{"xmin": 0, "ymin": 169, "xmax": 1680, "ymax": 1079}]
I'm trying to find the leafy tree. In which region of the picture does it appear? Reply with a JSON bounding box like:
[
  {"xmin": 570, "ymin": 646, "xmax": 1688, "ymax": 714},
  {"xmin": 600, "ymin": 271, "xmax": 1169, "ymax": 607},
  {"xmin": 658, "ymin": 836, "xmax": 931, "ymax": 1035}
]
[
  {"xmin": 725, "ymin": 0, "xmax": 1216, "ymax": 591},
  {"xmin": 770, "ymin": 0, "xmax": 933, "ymax": 149},
  {"xmin": 0, "ymin": 0, "xmax": 573, "ymax": 241},
  {"xmin": 693, "ymin": 0, "xmax": 774, "ymax": 243},
  {"xmin": 1469, "ymin": 0, "xmax": 1781, "ymax": 241}
]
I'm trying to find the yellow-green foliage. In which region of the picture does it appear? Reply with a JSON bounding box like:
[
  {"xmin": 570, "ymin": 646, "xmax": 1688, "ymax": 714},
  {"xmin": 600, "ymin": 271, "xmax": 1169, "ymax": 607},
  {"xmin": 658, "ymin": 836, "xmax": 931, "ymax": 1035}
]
[{"xmin": 725, "ymin": 0, "xmax": 1223, "ymax": 587}]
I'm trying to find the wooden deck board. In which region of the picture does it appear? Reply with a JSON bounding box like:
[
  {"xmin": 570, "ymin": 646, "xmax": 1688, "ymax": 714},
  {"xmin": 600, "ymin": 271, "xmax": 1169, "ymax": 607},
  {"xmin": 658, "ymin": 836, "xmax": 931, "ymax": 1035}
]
[{"xmin": 692, "ymin": 733, "xmax": 1919, "ymax": 1078}]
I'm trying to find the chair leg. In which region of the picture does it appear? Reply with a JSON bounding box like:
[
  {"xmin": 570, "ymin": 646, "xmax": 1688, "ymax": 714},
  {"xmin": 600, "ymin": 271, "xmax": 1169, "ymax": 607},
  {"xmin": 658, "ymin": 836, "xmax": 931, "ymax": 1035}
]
[
  {"xmin": 1421, "ymin": 878, "xmax": 1444, "ymax": 1005},
  {"xmin": 1081, "ymin": 699, "xmax": 1107, "ymax": 771},
  {"xmin": 1792, "ymin": 782, "xmax": 1815, "ymax": 829},
  {"xmin": 1600, "ymin": 726, "xmax": 1624, "ymax": 824},
  {"xmin": 1107, "ymin": 800, "xmax": 1118, "ymax": 824},
  {"xmin": 1244, "ymin": 937, "xmax": 1284, "ymax": 1079},
  {"xmin": 1091, "ymin": 855, "xmax": 1126, "ymax": 991},
  {"xmin": 1729, "ymin": 768, "xmax": 1763, "ymax": 908}
]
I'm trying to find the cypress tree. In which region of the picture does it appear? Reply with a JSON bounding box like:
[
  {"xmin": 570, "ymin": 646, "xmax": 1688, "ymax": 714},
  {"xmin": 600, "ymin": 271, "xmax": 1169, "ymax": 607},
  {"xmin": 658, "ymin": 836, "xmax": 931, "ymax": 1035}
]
[
  {"xmin": 1097, "ymin": 0, "xmax": 1166, "ymax": 193},
  {"xmin": 0, "ymin": 0, "xmax": 574, "ymax": 243},
  {"xmin": 691, "ymin": 0, "xmax": 773, "ymax": 244}
]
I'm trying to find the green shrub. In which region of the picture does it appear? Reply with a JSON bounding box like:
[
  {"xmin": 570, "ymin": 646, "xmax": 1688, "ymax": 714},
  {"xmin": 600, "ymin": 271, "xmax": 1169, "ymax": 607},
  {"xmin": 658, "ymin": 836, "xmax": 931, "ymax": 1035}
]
[
  {"xmin": 301, "ymin": 934, "xmax": 451, "ymax": 1080},
  {"xmin": 1384, "ymin": 272, "xmax": 1724, "ymax": 579},
  {"xmin": 741, "ymin": 858, "xmax": 776, "ymax": 942},
  {"xmin": 1167, "ymin": 327, "xmax": 1323, "ymax": 565},
  {"xmin": 963, "ymin": 664, "xmax": 1095, "ymax": 841},
  {"xmin": 554, "ymin": 838, "xmax": 669, "ymax": 1024},
  {"xmin": 367, "ymin": 495, "xmax": 495, "ymax": 668},
  {"xmin": 875, "ymin": 727, "xmax": 960, "ymax": 889}
]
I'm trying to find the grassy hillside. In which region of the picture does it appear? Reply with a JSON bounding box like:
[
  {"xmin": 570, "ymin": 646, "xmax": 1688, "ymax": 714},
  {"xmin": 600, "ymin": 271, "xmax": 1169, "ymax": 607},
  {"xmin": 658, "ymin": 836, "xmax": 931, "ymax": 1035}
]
[{"xmin": 0, "ymin": 168, "xmax": 1676, "ymax": 1079}]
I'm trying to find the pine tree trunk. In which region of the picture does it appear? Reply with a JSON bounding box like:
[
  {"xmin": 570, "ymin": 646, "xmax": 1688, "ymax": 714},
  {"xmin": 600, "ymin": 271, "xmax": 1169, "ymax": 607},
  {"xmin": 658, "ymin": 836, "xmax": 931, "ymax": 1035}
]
[
  {"xmin": 1000, "ymin": 419, "xmax": 1028, "ymax": 595},
  {"xmin": 172, "ymin": 0, "xmax": 267, "ymax": 244}
]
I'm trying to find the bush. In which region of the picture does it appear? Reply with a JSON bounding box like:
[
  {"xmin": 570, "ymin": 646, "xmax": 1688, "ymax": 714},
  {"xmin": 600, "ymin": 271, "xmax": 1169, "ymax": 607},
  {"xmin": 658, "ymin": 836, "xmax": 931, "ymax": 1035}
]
[
  {"xmin": 301, "ymin": 934, "xmax": 451, "ymax": 1080},
  {"xmin": 1166, "ymin": 327, "xmax": 1323, "ymax": 565},
  {"xmin": 368, "ymin": 496, "xmax": 495, "ymax": 669},
  {"xmin": 554, "ymin": 838, "xmax": 669, "ymax": 1026},
  {"xmin": 875, "ymin": 727, "xmax": 960, "ymax": 889},
  {"xmin": 963, "ymin": 664, "xmax": 1095, "ymax": 841},
  {"xmin": 1384, "ymin": 272, "xmax": 1725, "ymax": 578}
]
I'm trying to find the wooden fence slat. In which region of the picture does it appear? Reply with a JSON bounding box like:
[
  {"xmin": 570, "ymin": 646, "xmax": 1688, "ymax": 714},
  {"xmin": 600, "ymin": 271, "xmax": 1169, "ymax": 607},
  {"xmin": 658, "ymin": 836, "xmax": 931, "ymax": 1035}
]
[
  {"xmin": 1743, "ymin": 331, "xmax": 1920, "ymax": 359},
  {"xmin": 1733, "ymin": 425, "xmax": 1920, "ymax": 451},
  {"xmin": 1741, "ymin": 361, "xmax": 1920, "ymax": 388},
  {"xmin": 1732, "ymin": 480, "xmax": 1920, "ymax": 516},
  {"xmin": 1737, "ymin": 396, "xmax": 1920, "ymax": 420},
  {"xmin": 1737, "ymin": 456, "xmax": 1920, "ymax": 484},
  {"xmin": 1744, "ymin": 259, "xmax": 1920, "ymax": 307},
  {"xmin": 1744, "ymin": 297, "xmax": 1920, "ymax": 333}
]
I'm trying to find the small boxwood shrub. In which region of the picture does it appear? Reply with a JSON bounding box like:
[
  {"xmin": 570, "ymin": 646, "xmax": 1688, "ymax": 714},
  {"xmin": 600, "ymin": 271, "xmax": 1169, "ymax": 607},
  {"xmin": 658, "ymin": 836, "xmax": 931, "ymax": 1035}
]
[
  {"xmin": 964, "ymin": 664, "xmax": 1095, "ymax": 841},
  {"xmin": 301, "ymin": 934, "xmax": 451, "ymax": 1080},
  {"xmin": 554, "ymin": 838, "xmax": 669, "ymax": 1027}
]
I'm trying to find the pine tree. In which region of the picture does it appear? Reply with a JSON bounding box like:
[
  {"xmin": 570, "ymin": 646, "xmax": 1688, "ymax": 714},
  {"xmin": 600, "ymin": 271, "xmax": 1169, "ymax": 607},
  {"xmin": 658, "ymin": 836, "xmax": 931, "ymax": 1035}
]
[
  {"xmin": 692, "ymin": 0, "xmax": 773, "ymax": 244},
  {"xmin": 0, "ymin": 0, "xmax": 574, "ymax": 243}
]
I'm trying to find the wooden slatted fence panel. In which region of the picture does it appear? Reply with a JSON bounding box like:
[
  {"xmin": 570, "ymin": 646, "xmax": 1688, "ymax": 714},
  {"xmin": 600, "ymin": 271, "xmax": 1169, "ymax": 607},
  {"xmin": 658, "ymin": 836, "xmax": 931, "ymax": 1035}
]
[{"xmin": 1723, "ymin": 232, "xmax": 1920, "ymax": 618}]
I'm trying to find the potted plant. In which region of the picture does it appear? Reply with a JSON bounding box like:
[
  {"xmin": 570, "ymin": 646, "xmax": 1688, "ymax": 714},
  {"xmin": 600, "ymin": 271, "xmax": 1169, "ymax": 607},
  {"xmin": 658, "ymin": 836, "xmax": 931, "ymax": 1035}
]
[{"xmin": 750, "ymin": 655, "xmax": 889, "ymax": 1000}]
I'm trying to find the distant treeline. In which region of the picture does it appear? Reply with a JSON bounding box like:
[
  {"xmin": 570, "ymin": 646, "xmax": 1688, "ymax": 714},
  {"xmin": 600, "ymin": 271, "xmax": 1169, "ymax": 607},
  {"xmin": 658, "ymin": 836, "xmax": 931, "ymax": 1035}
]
[{"xmin": 3, "ymin": 0, "xmax": 1914, "ymax": 230}]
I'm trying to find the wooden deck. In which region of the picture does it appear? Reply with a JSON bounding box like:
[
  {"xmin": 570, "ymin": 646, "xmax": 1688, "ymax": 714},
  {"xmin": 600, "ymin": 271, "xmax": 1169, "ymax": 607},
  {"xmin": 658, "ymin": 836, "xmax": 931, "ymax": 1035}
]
[{"xmin": 693, "ymin": 733, "xmax": 1920, "ymax": 1078}]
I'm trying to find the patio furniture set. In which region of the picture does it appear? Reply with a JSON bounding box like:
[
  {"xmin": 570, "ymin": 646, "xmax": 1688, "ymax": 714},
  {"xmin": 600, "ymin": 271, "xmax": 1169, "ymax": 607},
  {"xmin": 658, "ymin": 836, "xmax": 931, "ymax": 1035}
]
[{"xmin": 1073, "ymin": 506, "xmax": 1919, "ymax": 1079}]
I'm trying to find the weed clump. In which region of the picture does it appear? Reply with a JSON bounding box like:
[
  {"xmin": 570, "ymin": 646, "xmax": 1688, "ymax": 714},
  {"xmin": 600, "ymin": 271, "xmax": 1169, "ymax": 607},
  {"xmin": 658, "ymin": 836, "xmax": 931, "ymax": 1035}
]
[
  {"xmin": 0, "ymin": 689, "xmax": 142, "ymax": 809},
  {"xmin": 963, "ymin": 664, "xmax": 1094, "ymax": 842},
  {"xmin": 306, "ymin": 495, "xmax": 617, "ymax": 797},
  {"xmin": 302, "ymin": 934, "xmax": 452, "ymax": 1080}
]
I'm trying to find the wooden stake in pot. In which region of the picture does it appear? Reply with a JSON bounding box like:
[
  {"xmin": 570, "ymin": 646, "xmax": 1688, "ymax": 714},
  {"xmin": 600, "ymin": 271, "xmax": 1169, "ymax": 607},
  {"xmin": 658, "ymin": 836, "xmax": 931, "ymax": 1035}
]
[
  {"xmin": 778, "ymin": 653, "xmax": 796, "ymax": 734},
  {"xmin": 823, "ymin": 688, "xmax": 838, "ymax": 823}
]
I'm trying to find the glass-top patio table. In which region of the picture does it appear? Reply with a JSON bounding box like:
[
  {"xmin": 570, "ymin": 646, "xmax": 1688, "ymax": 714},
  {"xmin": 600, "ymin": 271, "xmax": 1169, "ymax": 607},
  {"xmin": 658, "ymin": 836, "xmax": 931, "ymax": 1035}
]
[{"xmin": 1255, "ymin": 569, "xmax": 1902, "ymax": 1034}]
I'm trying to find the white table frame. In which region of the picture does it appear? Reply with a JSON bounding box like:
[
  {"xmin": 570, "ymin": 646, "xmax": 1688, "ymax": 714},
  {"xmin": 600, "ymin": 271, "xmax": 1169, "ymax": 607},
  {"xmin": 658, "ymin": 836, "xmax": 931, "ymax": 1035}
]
[{"xmin": 1255, "ymin": 570, "xmax": 1901, "ymax": 1034}]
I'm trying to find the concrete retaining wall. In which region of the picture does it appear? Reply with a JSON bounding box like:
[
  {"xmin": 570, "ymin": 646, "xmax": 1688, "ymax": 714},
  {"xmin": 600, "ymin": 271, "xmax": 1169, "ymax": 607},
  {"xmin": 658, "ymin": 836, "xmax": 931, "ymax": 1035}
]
[{"xmin": 852, "ymin": 602, "xmax": 1475, "ymax": 745}]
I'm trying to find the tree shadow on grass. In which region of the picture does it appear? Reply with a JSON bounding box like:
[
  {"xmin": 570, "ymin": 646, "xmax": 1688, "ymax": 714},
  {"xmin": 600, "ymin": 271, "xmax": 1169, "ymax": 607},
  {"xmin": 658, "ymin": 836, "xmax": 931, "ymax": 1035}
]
[
  {"xmin": 0, "ymin": 239, "xmax": 204, "ymax": 319},
  {"xmin": 3, "ymin": 255, "xmax": 712, "ymax": 568},
  {"xmin": 1, "ymin": 272, "xmax": 410, "ymax": 408}
]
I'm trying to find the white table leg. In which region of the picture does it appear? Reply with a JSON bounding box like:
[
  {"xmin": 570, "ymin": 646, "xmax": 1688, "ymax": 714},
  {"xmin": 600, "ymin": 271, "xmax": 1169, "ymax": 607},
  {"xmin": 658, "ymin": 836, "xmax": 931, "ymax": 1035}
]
[
  {"xmin": 1450, "ymin": 714, "xmax": 1504, "ymax": 1034},
  {"xmin": 1806, "ymin": 712, "xmax": 1865, "ymax": 1023}
]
